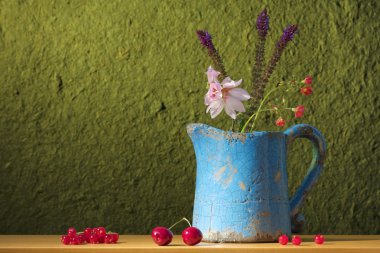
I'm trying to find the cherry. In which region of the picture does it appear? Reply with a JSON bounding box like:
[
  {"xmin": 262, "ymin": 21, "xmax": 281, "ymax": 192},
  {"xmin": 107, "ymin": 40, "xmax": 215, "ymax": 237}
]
[
  {"xmin": 314, "ymin": 234, "xmax": 325, "ymax": 244},
  {"xmin": 278, "ymin": 234, "xmax": 289, "ymax": 245},
  {"xmin": 151, "ymin": 227, "xmax": 173, "ymax": 246},
  {"xmin": 88, "ymin": 234, "xmax": 99, "ymax": 244},
  {"xmin": 61, "ymin": 235, "xmax": 70, "ymax": 245},
  {"xmin": 292, "ymin": 235, "xmax": 302, "ymax": 245},
  {"xmin": 182, "ymin": 227, "xmax": 203, "ymax": 246},
  {"xmin": 67, "ymin": 227, "xmax": 76, "ymax": 238}
]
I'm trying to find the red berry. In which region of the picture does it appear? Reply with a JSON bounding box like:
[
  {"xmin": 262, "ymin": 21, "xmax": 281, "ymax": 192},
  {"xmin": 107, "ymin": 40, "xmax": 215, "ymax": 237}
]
[
  {"xmin": 67, "ymin": 227, "xmax": 77, "ymax": 238},
  {"xmin": 61, "ymin": 235, "xmax": 70, "ymax": 245},
  {"xmin": 77, "ymin": 234, "xmax": 86, "ymax": 244},
  {"xmin": 151, "ymin": 227, "xmax": 173, "ymax": 246},
  {"xmin": 302, "ymin": 76, "xmax": 313, "ymax": 85},
  {"xmin": 96, "ymin": 227, "xmax": 107, "ymax": 237},
  {"xmin": 84, "ymin": 228, "xmax": 92, "ymax": 236},
  {"xmin": 292, "ymin": 235, "xmax": 302, "ymax": 245},
  {"xmin": 89, "ymin": 234, "xmax": 99, "ymax": 244},
  {"xmin": 69, "ymin": 236, "xmax": 80, "ymax": 245},
  {"xmin": 314, "ymin": 234, "xmax": 325, "ymax": 244},
  {"xmin": 98, "ymin": 236, "xmax": 105, "ymax": 243},
  {"xmin": 109, "ymin": 233, "xmax": 119, "ymax": 243},
  {"xmin": 83, "ymin": 228, "xmax": 92, "ymax": 243},
  {"xmin": 182, "ymin": 227, "xmax": 203, "ymax": 246},
  {"xmin": 278, "ymin": 234, "xmax": 289, "ymax": 245},
  {"xmin": 104, "ymin": 234, "xmax": 114, "ymax": 244},
  {"xmin": 275, "ymin": 117, "xmax": 286, "ymax": 127},
  {"xmin": 293, "ymin": 105, "xmax": 305, "ymax": 118},
  {"xmin": 95, "ymin": 227, "xmax": 106, "ymax": 243},
  {"xmin": 300, "ymin": 86, "xmax": 313, "ymax": 95}
]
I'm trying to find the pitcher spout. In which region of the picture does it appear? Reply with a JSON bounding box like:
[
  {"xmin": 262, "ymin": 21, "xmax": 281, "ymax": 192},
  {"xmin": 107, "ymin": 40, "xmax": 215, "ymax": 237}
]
[{"xmin": 186, "ymin": 123, "xmax": 209, "ymax": 137}]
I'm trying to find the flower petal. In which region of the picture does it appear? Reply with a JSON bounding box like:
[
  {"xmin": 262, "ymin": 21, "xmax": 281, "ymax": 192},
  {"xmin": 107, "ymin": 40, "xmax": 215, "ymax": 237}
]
[
  {"xmin": 226, "ymin": 96, "xmax": 246, "ymax": 113},
  {"xmin": 221, "ymin": 77, "xmax": 232, "ymax": 85},
  {"xmin": 204, "ymin": 94, "xmax": 211, "ymax": 105},
  {"xmin": 228, "ymin": 88, "xmax": 251, "ymax": 101},
  {"xmin": 206, "ymin": 66, "xmax": 220, "ymax": 83},
  {"xmin": 210, "ymin": 106, "xmax": 224, "ymax": 118},
  {"xmin": 206, "ymin": 100, "xmax": 223, "ymax": 119},
  {"xmin": 224, "ymin": 103, "xmax": 237, "ymax": 119},
  {"xmin": 223, "ymin": 79, "xmax": 243, "ymax": 88}
]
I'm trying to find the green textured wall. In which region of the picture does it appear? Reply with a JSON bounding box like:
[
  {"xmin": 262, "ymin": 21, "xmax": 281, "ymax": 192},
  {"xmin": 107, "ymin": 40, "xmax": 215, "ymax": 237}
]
[{"xmin": 0, "ymin": 0, "xmax": 379, "ymax": 235}]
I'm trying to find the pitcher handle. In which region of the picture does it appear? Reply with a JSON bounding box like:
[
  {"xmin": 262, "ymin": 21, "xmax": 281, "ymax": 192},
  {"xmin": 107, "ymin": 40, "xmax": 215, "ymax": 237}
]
[{"xmin": 284, "ymin": 124, "xmax": 327, "ymax": 218}]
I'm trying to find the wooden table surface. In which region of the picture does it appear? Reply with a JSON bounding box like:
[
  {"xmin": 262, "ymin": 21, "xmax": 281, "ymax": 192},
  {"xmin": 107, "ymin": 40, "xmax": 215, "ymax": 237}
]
[{"xmin": 0, "ymin": 235, "xmax": 379, "ymax": 252}]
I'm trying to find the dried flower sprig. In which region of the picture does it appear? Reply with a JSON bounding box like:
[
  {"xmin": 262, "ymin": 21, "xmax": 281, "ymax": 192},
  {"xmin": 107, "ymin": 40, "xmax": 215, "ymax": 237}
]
[{"xmin": 196, "ymin": 30, "xmax": 228, "ymax": 81}]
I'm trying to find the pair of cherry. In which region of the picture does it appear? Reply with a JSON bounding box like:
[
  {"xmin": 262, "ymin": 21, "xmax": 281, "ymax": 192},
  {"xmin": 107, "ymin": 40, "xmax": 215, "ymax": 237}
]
[
  {"xmin": 278, "ymin": 234, "xmax": 325, "ymax": 245},
  {"xmin": 151, "ymin": 218, "xmax": 203, "ymax": 246}
]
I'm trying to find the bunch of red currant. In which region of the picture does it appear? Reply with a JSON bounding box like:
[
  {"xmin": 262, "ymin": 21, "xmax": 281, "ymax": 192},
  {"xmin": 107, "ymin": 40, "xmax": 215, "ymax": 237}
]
[
  {"xmin": 278, "ymin": 234, "xmax": 325, "ymax": 246},
  {"xmin": 61, "ymin": 227, "xmax": 119, "ymax": 245},
  {"xmin": 151, "ymin": 218, "xmax": 203, "ymax": 246}
]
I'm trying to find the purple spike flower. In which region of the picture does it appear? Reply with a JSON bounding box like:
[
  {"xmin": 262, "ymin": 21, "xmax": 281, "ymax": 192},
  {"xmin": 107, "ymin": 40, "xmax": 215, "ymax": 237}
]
[
  {"xmin": 195, "ymin": 30, "xmax": 227, "ymax": 80},
  {"xmin": 258, "ymin": 24, "xmax": 298, "ymax": 101},
  {"xmin": 250, "ymin": 9, "xmax": 270, "ymax": 112},
  {"xmin": 196, "ymin": 30, "xmax": 215, "ymax": 50},
  {"xmin": 256, "ymin": 9, "xmax": 269, "ymax": 37},
  {"xmin": 278, "ymin": 25, "xmax": 298, "ymax": 47}
]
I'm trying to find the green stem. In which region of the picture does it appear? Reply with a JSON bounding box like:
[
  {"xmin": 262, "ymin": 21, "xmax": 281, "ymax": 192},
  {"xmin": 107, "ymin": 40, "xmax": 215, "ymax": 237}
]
[
  {"xmin": 241, "ymin": 112, "xmax": 256, "ymax": 133},
  {"xmin": 249, "ymin": 88, "xmax": 276, "ymax": 132},
  {"xmin": 168, "ymin": 217, "xmax": 192, "ymax": 230}
]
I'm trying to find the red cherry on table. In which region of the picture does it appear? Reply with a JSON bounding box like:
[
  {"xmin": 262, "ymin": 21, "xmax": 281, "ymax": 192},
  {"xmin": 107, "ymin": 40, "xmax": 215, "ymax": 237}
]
[
  {"xmin": 182, "ymin": 227, "xmax": 203, "ymax": 246},
  {"xmin": 314, "ymin": 234, "xmax": 325, "ymax": 244},
  {"xmin": 67, "ymin": 227, "xmax": 76, "ymax": 238},
  {"xmin": 61, "ymin": 235, "xmax": 71, "ymax": 245},
  {"xmin": 151, "ymin": 227, "xmax": 173, "ymax": 246},
  {"xmin": 278, "ymin": 234, "xmax": 289, "ymax": 245},
  {"xmin": 292, "ymin": 235, "xmax": 302, "ymax": 245}
]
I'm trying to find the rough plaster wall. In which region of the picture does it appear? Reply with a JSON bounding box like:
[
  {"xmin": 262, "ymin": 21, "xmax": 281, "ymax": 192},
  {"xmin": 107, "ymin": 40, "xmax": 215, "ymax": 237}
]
[{"xmin": 0, "ymin": 0, "xmax": 379, "ymax": 234}]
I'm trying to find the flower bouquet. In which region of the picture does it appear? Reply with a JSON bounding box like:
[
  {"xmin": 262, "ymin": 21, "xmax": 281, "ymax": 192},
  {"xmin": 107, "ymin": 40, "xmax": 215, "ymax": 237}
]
[{"xmin": 196, "ymin": 9, "xmax": 314, "ymax": 131}]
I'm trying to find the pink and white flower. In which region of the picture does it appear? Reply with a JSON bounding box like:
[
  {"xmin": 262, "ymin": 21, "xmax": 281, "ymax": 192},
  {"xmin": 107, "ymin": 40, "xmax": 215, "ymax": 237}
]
[{"xmin": 204, "ymin": 66, "xmax": 250, "ymax": 119}]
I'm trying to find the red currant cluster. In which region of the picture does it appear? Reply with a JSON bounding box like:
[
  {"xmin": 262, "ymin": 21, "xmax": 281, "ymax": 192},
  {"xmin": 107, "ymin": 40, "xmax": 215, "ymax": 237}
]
[
  {"xmin": 151, "ymin": 218, "xmax": 203, "ymax": 246},
  {"xmin": 60, "ymin": 227, "xmax": 119, "ymax": 245},
  {"xmin": 278, "ymin": 234, "xmax": 325, "ymax": 246}
]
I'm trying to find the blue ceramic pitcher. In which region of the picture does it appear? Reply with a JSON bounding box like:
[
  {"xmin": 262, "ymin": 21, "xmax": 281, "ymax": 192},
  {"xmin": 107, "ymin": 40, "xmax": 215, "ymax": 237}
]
[{"xmin": 187, "ymin": 123, "xmax": 326, "ymax": 242}]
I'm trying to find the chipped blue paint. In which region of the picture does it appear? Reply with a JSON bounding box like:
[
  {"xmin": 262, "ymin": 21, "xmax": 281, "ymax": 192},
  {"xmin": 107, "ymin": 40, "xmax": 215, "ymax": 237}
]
[{"xmin": 187, "ymin": 123, "xmax": 326, "ymax": 242}]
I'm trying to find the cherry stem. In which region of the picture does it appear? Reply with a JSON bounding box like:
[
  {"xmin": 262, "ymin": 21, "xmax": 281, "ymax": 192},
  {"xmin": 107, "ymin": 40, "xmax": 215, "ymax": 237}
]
[{"xmin": 168, "ymin": 217, "xmax": 192, "ymax": 230}]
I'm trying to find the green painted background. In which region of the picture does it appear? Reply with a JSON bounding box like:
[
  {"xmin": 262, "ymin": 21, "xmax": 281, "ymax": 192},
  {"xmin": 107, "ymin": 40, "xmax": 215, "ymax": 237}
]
[{"xmin": 0, "ymin": 0, "xmax": 379, "ymax": 235}]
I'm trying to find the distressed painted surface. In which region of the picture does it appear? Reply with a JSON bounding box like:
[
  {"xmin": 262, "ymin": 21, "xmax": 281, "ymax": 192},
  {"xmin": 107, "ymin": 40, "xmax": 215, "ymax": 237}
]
[
  {"xmin": 0, "ymin": 0, "xmax": 379, "ymax": 235},
  {"xmin": 187, "ymin": 123, "xmax": 326, "ymax": 242}
]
